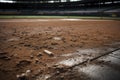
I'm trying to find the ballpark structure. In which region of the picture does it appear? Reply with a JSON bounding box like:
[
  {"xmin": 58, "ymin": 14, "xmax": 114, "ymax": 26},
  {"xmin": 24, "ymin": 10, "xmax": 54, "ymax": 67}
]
[{"xmin": 0, "ymin": 0, "xmax": 120, "ymax": 16}]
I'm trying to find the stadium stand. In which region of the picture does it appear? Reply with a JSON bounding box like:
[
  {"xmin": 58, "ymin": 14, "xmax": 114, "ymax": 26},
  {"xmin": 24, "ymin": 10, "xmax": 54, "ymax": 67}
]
[{"xmin": 0, "ymin": 0, "xmax": 120, "ymax": 17}]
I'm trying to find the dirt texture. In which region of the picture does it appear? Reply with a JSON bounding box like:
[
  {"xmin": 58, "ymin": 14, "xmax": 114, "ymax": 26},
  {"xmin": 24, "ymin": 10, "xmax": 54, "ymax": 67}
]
[{"xmin": 0, "ymin": 19, "xmax": 120, "ymax": 80}]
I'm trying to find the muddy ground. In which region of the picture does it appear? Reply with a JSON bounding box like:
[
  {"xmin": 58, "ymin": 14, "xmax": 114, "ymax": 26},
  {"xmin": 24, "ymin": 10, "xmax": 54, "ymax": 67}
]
[{"xmin": 0, "ymin": 19, "xmax": 120, "ymax": 80}]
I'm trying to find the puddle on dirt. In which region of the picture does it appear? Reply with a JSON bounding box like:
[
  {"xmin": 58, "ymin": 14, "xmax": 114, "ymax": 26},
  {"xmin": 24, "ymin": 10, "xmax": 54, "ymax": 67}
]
[
  {"xmin": 76, "ymin": 64, "xmax": 120, "ymax": 80},
  {"xmin": 74, "ymin": 47, "xmax": 120, "ymax": 80},
  {"xmin": 99, "ymin": 50, "xmax": 120, "ymax": 65},
  {"xmin": 57, "ymin": 47, "xmax": 115, "ymax": 67},
  {"xmin": 111, "ymin": 50, "xmax": 120, "ymax": 58},
  {"xmin": 58, "ymin": 56, "xmax": 85, "ymax": 66},
  {"xmin": 100, "ymin": 56, "xmax": 120, "ymax": 65}
]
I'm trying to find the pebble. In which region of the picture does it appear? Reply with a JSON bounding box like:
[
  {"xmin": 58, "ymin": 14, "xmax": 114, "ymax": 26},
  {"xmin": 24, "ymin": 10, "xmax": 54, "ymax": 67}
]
[
  {"xmin": 44, "ymin": 50, "xmax": 54, "ymax": 56},
  {"xmin": 16, "ymin": 60, "xmax": 31, "ymax": 67},
  {"xmin": 53, "ymin": 37, "xmax": 61, "ymax": 40},
  {"xmin": 37, "ymin": 52, "xmax": 42, "ymax": 57}
]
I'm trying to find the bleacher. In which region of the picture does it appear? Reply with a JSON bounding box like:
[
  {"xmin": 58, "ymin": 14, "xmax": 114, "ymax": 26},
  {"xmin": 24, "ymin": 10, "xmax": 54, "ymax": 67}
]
[{"xmin": 0, "ymin": 0, "xmax": 120, "ymax": 17}]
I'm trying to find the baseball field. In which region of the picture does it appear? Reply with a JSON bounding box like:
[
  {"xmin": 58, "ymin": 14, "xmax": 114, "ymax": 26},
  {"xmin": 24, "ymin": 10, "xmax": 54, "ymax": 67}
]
[{"xmin": 0, "ymin": 17, "xmax": 120, "ymax": 80}]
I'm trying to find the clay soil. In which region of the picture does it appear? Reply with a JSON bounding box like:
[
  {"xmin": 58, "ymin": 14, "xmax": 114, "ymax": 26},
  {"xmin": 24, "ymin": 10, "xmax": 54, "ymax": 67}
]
[{"xmin": 0, "ymin": 19, "xmax": 120, "ymax": 80}]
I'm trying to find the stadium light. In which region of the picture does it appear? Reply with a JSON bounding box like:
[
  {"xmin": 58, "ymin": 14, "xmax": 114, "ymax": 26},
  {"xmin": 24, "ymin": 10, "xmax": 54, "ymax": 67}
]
[{"xmin": 0, "ymin": 0, "xmax": 15, "ymax": 3}]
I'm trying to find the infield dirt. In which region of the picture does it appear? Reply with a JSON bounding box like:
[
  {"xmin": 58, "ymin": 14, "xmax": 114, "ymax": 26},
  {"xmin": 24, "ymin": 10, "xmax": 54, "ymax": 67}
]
[{"xmin": 0, "ymin": 19, "xmax": 120, "ymax": 80}]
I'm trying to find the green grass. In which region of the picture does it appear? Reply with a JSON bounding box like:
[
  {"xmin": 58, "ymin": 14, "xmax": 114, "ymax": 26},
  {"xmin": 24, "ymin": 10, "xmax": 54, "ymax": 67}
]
[
  {"xmin": 0, "ymin": 15, "xmax": 67, "ymax": 19},
  {"xmin": 0, "ymin": 15, "xmax": 120, "ymax": 20}
]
